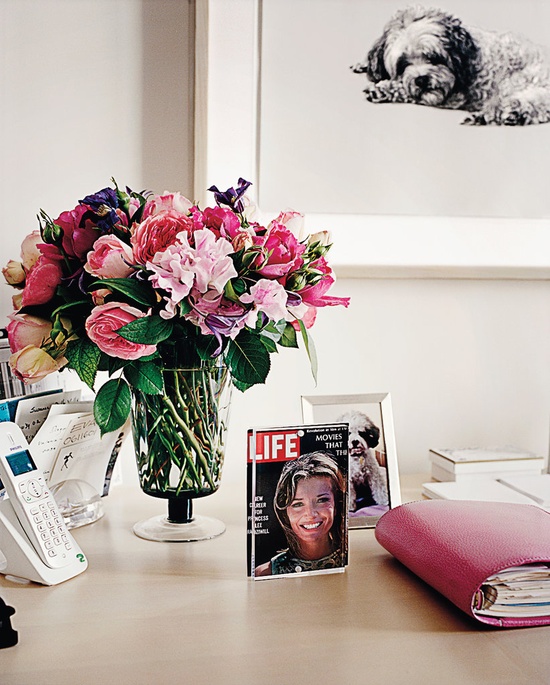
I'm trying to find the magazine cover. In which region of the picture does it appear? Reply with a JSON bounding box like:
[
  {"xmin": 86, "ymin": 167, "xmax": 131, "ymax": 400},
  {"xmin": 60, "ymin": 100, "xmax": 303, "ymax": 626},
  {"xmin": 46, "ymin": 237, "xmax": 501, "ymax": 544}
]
[{"xmin": 247, "ymin": 424, "xmax": 349, "ymax": 580}]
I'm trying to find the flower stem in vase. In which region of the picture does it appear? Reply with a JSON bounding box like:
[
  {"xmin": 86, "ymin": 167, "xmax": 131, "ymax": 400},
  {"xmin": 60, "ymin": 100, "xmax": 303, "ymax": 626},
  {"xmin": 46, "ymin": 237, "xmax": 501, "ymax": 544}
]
[{"xmin": 131, "ymin": 364, "xmax": 230, "ymax": 542}]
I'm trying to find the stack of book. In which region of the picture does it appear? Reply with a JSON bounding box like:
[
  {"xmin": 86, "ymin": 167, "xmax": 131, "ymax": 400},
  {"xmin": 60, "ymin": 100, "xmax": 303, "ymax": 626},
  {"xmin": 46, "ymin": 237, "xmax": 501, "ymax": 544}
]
[{"xmin": 429, "ymin": 446, "xmax": 545, "ymax": 483}]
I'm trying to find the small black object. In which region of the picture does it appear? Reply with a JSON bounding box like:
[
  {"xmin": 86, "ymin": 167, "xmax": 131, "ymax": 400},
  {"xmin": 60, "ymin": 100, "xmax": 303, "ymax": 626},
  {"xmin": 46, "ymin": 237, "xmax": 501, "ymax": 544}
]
[{"xmin": 0, "ymin": 596, "xmax": 18, "ymax": 648}]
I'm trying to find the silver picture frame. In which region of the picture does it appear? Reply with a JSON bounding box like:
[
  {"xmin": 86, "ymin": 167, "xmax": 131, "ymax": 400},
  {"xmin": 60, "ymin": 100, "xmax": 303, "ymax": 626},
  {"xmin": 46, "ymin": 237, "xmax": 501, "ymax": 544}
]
[{"xmin": 301, "ymin": 393, "xmax": 401, "ymax": 528}]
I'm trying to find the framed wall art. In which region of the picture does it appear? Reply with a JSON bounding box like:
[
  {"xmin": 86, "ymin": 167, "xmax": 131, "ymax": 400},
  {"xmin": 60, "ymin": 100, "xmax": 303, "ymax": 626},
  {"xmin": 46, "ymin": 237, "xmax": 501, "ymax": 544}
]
[
  {"xmin": 195, "ymin": 0, "xmax": 550, "ymax": 279},
  {"xmin": 301, "ymin": 393, "xmax": 401, "ymax": 528}
]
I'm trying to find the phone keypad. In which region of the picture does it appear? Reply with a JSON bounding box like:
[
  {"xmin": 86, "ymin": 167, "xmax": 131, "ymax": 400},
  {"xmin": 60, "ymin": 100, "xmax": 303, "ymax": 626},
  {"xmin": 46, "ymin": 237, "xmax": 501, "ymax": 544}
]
[{"xmin": 23, "ymin": 476, "xmax": 72, "ymax": 559}]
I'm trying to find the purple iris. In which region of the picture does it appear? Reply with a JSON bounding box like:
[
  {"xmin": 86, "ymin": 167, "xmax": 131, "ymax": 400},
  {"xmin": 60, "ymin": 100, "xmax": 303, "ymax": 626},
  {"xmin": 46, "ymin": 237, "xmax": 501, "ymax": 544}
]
[
  {"xmin": 208, "ymin": 178, "xmax": 252, "ymax": 213},
  {"xmin": 79, "ymin": 187, "xmax": 120, "ymax": 231},
  {"xmin": 286, "ymin": 291, "xmax": 303, "ymax": 307},
  {"xmin": 205, "ymin": 312, "xmax": 248, "ymax": 356}
]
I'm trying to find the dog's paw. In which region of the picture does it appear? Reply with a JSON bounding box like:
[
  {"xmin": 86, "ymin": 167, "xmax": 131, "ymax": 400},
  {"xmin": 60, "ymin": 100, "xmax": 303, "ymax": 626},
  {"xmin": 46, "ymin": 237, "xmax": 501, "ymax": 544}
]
[
  {"xmin": 364, "ymin": 80, "xmax": 407, "ymax": 103},
  {"xmin": 351, "ymin": 61, "xmax": 368, "ymax": 74},
  {"xmin": 364, "ymin": 83, "xmax": 390, "ymax": 103},
  {"xmin": 461, "ymin": 112, "xmax": 488, "ymax": 125}
]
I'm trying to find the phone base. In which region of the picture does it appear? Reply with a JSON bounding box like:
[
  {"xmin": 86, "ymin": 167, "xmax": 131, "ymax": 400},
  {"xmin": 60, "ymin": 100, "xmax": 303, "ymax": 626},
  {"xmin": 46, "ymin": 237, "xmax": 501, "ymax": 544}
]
[{"xmin": 0, "ymin": 499, "xmax": 88, "ymax": 585}]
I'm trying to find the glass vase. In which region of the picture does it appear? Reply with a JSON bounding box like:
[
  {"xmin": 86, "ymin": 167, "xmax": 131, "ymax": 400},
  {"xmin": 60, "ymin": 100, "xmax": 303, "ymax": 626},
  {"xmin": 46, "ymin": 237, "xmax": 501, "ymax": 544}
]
[{"xmin": 130, "ymin": 363, "xmax": 231, "ymax": 542}]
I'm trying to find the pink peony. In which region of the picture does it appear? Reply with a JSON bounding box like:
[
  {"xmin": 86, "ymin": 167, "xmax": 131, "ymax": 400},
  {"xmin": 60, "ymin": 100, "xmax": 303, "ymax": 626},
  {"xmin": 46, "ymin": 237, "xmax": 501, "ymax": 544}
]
[
  {"xmin": 10, "ymin": 346, "xmax": 67, "ymax": 383},
  {"xmin": 131, "ymin": 210, "xmax": 193, "ymax": 265},
  {"xmin": 21, "ymin": 256, "xmax": 63, "ymax": 307},
  {"xmin": 84, "ymin": 235, "xmax": 135, "ymax": 278},
  {"xmin": 7, "ymin": 313, "xmax": 53, "ymax": 353},
  {"xmin": 240, "ymin": 279, "xmax": 288, "ymax": 326},
  {"xmin": 254, "ymin": 224, "xmax": 306, "ymax": 280},
  {"xmin": 55, "ymin": 205, "xmax": 98, "ymax": 260},
  {"xmin": 85, "ymin": 302, "xmax": 157, "ymax": 360},
  {"xmin": 148, "ymin": 228, "xmax": 238, "ymax": 319}
]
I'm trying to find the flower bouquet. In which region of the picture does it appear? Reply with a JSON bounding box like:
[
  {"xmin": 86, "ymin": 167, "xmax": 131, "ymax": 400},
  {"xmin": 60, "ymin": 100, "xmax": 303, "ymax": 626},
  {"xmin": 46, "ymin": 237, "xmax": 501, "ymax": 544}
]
[{"xmin": 3, "ymin": 178, "xmax": 349, "ymax": 538}]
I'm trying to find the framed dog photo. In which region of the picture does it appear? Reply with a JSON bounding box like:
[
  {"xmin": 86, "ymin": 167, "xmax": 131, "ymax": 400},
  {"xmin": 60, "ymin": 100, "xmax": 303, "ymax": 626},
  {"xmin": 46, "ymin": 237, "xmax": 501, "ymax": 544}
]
[
  {"xmin": 195, "ymin": 0, "xmax": 550, "ymax": 280},
  {"xmin": 301, "ymin": 393, "xmax": 401, "ymax": 529}
]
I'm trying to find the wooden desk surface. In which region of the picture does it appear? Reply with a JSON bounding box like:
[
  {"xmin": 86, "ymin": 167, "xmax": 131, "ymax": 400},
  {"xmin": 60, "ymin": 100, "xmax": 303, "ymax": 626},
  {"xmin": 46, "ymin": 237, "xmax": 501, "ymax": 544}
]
[{"xmin": 1, "ymin": 475, "xmax": 549, "ymax": 685}]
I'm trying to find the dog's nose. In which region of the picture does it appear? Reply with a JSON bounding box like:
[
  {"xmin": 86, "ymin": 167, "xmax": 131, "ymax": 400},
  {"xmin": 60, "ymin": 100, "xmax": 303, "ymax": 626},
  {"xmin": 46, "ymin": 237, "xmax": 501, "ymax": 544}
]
[
  {"xmin": 351, "ymin": 439, "xmax": 359, "ymax": 448},
  {"xmin": 415, "ymin": 74, "xmax": 430, "ymax": 89}
]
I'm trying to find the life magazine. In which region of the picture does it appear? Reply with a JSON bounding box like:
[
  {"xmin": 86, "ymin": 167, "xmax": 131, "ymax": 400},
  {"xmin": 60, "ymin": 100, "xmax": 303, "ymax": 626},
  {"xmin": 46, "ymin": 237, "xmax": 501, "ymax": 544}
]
[{"xmin": 247, "ymin": 424, "xmax": 349, "ymax": 579}]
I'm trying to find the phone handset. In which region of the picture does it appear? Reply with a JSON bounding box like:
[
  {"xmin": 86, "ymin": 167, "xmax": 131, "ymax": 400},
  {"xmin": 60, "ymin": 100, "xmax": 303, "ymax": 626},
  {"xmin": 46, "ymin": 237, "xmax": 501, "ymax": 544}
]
[{"xmin": 0, "ymin": 424, "xmax": 74, "ymax": 569}]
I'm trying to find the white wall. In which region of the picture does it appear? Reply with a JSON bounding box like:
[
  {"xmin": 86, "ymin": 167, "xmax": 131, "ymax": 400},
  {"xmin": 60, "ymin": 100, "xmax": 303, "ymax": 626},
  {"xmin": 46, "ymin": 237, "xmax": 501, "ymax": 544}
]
[
  {"xmin": 2, "ymin": 1, "xmax": 549, "ymax": 496},
  {"xmin": 0, "ymin": 0, "xmax": 194, "ymax": 322},
  {"xmin": 222, "ymin": 277, "xmax": 550, "ymax": 487}
]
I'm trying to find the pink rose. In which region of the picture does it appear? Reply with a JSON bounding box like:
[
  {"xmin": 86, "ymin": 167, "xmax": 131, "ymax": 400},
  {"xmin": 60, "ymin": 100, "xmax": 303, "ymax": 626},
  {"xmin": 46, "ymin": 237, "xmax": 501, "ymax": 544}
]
[
  {"xmin": 295, "ymin": 257, "xmax": 351, "ymax": 308},
  {"xmin": 254, "ymin": 224, "xmax": 306, "ymax": 280},
  {"xmin": 20, "ymin": 231, "xmax": 43, "ymax": 271},
  {"xmin": 84, "ymin": 235, "xmax": 134, "ymax": 278},
  {"xmin": 2, "ymin": 260, "xmax": 26, "ymax": 286},
  {"xmin": 199, "ymin": 206, "xmax": 242, "ymax": 240},
  {"xmin": 7, "ymin": 313, "xmax": 53, "ymax": 353},
  {"xmin": 55, "ymin": 205, "xmax": 98, "ymax": 260},
  {"xmin": 11, "ymin": 293, "xmax": 23, "ymax": 310},
  {"xmin": 270, "ymin": 210, "xmax": 305, "ymax": 240},
  {"xmin": 90, "ymin": 288, "xmax": 112, "ymax": 306},
  {"xmin": 85, "ymin": 302, "xmax": 157, "ymax": 359},
  {"xmin": 131, "ymin": 210, "xmax": 194, "ymax": 265},
  {"xmin": 10, "ymin": 346, "xmax": 67, "ymax": 383},
  {"xmin": 231, "ymin": 231, "xmax": 254, "ymax": 252},
  {"xmin": 141, "ymin": 192, "xmax": 193, "ymax": 219},
  {"xmin": 21, "ymin": 256, "xmax": 63, "ymax": 307},
  {"xmin": 291, "ymin": 306, "xmax": 318, "ymax": 331}
]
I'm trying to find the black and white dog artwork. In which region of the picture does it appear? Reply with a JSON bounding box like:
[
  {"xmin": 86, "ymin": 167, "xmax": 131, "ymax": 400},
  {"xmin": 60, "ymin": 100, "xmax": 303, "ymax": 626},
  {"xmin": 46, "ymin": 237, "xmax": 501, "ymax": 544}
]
[{"xmin": 352, "ymin": 5, "xmax": 550, "ymax": 125}]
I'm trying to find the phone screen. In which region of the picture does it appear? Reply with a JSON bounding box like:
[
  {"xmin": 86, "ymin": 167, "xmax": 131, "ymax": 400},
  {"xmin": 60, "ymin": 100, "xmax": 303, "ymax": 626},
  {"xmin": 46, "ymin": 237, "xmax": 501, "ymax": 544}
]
[{"xmin": 6, "ymin": 450, "xmax": 37, "ymax": 477}]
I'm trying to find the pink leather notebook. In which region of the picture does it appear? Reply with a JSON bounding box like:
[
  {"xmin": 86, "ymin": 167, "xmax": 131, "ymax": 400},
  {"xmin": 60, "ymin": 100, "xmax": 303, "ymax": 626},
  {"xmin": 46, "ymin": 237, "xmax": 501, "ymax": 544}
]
[{"xmin": 375, "ymin": 499, "xmax": 550, "ymax": 627}]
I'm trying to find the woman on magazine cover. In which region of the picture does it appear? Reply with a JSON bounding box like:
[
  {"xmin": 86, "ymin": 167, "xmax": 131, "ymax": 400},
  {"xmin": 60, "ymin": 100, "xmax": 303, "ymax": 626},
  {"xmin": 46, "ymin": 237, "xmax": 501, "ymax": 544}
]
[{"xmin": 255, "ymin": 451, "xmax": 347, "ymax": 576}]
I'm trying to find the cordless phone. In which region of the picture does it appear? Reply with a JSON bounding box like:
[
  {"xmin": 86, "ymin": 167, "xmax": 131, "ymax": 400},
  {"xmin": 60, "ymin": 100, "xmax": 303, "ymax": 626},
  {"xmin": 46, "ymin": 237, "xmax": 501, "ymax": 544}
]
[{"xmin": 0, "ymin": 423, "xmax": 76, "ymax": 569}]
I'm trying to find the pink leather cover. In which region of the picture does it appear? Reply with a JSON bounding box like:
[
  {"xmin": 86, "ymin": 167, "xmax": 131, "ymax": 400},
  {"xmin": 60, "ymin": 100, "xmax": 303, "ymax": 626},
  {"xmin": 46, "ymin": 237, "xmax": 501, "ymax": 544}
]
[{"xmin": 375, "ymin": 499, "xmax": 550, "ymax": 627}]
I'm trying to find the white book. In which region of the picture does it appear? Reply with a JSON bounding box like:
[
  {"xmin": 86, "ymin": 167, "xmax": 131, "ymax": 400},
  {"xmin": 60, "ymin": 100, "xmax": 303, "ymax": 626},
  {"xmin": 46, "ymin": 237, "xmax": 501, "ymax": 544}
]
[
  {"xmin": 430, "ymin": 446, "xmax": 541, "ymax": 463},
  {"xmin": 430, "ymin": 462, "xmax": 544, "ymax": 483},
  {"xmin": 422, "ymin": 479, "xmax": 542, "ymax": 505},
  {"xmin": 429, "ymin": 448, "xmax": 544, "ymax": 474},
  {"xmin": 498, "ymin": 474, "xmax": 550, "ymax": 507}
]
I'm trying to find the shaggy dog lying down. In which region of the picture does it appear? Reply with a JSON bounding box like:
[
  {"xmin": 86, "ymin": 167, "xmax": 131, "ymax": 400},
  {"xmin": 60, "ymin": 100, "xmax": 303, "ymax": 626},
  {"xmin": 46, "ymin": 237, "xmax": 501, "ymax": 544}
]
[{"xmin": 352, "ymin": 5, "xmax": 550, "ymax": 126}]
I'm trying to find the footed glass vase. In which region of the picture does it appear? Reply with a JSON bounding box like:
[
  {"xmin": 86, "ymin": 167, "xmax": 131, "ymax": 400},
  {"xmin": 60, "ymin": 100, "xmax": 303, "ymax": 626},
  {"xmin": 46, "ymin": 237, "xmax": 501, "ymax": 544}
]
[{"xmin": 130, "ymin": 364, "xmax": 231, "ymax": 542}]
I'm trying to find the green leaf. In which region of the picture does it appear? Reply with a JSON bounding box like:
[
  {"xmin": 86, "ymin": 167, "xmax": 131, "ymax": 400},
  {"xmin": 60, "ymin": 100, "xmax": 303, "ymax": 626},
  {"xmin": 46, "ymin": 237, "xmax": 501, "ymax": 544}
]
[
  {"xmin": 226, "ymin": 329, "xmax": 271, "ymax": 386},
  {"xmin": 94, "ymin": 378, "xmax": 132, "ymax": 435},
  {"xmin": 297, "ymin": 320, "xmax": 318, "ymax": 385},
  {"xmin": 90, "ymin": 278, "xmax": 156, "ymax": 306},
  {"xmin": 232, "ymin": 377, "xmax": 255, "ymax": 392},
  {"xmin": 51, "ymin": 299, "xmax": 90, "ymax": 316},
  {"xmin": 97, "ymin": 353, "xmax": 129, "ymax": 375},
  {"xmin": 224, "ymin": 278, "xmax": 247, "ymax": 302},
  {"xmin": 65, "ymin": 338, "xmax": 101, "ymax": 389},
  {"xmin": 124, "ymin": 361, "xmax": 164, "ymax": 395},
  {"xmin": 117, "ymin": 316, "xmax": 173, "ymax": 345},
  {"xmin": 279, "ymin": 323, "xmax": 299, "ymax": 349},
  {"xmin": 196, "ymin": 335, "xmax": 222, "ymax": 361},
  {"xmin": 259, "ymin": 334, "xmax": 278, "ymax": 354}
]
